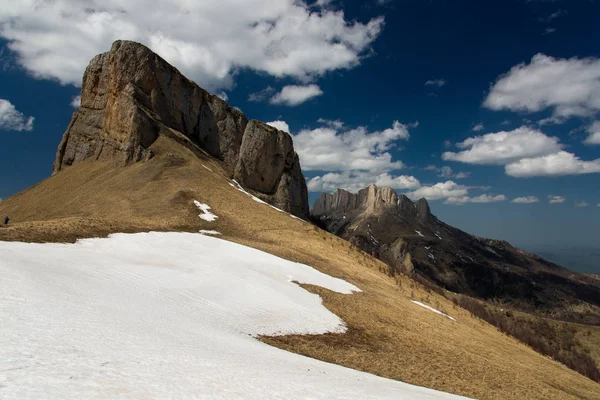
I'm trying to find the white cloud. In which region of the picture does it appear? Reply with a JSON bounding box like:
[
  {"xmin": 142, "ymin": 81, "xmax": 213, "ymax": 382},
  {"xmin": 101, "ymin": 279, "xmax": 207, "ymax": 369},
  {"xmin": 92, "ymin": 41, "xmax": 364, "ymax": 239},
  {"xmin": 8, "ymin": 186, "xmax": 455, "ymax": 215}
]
[
  {"xmin": 215, "ymin": 91, "xmax": 228, "ymax": 102},
  {"xmin": 425, "ymin": 79, "xmax": 446, "ymax": 87},
  {"xmin": 548, "ymin": 195, "xmax": 566, "ymax": 204},
  {"xmin": 270, "ymin": 84, "xmax": 323, "ymax": 106},
  {"xmin": 248, "ymin": 86, "xmax": 275, "ymax": 102},
  {"xmin": 505, "ymin": 151, "xmax": 600, "ymax": 177},
  {"xmin": 293, "ymin": 120, "xmax": 412, "ymax": 172},
  {"xmin": 584, "ymin": 121, "xmax": 600, "ymax": 145},
  {"xmin": 439, "ymin": 166, "xmax": 454, "ymax": 177},
  {"xmin": 405, "ymin": 181, "xmax": 469, "ymax": 201},
  {"xmin": 511, "ymin": 196, "xmax": 539, "ymax": 204},
  {"xmin": 0, "ymin": 1, "xmax": 384, "ymax": 90},
  {"xmin": 0, "ymin": 98, "xmax": 34, "ymax": 131},
  {"xmin": 442, "ymin": 127, "xmax": 562, "ymax": 165},
  {"xmin": 266, "ymin": 120, "xmax": 290, "ymax": 133},
  {"xmin": 445, "ymin": 194, "xmax": 507, "ymax": 205},
  {"xmin": 543, "ymin": 28, "xmax": 556, "ymax": 35},
  {"xmin": 597, "ymin": 203, "xmax": 600, "ymax": 208},
  {"xmin": 426, "ymin": 165, "xmax": 470, "ymax": 179},
  {"xmin": 70, "ymin": 95, "xmax": 81, "ymax": 108},
  {"xmin": 295, "ymin": 119, "xmax": 422, "ymax": 193},
  {"xmin": 472, "ymin": 123, "xmax": 484, "ymax": 132},
  {"xmin": 307, "ymin": 172, "xmax": 420, "ymax": 193},
  {"xmin": 540, "ymin": 10, "xmax": 566, "ymax": 23},
  {"xmin": 484, "ymin": 54, "xmax": 600, "ymax": 121},
  {"xmin": 575, "ymin": 201, "xmax": 590, "ymax": 208},
  {"xmin": 317, "ymin": 118, "xmax": 344, "ymax": 129}
]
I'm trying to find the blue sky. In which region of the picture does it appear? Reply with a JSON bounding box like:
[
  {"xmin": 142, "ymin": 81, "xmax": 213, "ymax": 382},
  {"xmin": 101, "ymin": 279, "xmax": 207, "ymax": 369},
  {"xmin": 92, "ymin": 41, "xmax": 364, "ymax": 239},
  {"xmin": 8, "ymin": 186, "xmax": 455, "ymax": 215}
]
[{"xmin": 0, "ymin": 0, "xmax": 599, "ymax": 249}]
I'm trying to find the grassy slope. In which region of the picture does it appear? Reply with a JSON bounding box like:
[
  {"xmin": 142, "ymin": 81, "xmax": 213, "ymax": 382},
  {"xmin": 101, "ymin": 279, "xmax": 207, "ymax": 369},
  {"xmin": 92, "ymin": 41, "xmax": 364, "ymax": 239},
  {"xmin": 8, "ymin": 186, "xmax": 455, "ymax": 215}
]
[{"xmin": 1, "ymin": 135, "xmax": 599, "ymax": 400}]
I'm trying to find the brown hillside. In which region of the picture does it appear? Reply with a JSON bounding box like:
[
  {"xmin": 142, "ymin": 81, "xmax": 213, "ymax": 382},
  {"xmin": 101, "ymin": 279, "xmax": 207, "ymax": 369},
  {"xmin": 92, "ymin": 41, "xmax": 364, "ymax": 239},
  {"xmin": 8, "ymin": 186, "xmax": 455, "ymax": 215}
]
[{"xmin": 1, "ymin": 135, "xmax": 599, "ymax": 399}]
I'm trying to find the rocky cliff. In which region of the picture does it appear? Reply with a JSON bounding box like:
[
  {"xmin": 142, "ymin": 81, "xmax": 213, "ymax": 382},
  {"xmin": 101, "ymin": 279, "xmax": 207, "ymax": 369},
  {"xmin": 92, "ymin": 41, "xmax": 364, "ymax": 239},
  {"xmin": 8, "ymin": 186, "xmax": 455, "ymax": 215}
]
[
  {"xmin": 312, "ymin": 184, "xmax": 600, "ymax": 324},
  {"xmin": 54, "ymin": 40, "xmax": 309, "ymax": 218}
]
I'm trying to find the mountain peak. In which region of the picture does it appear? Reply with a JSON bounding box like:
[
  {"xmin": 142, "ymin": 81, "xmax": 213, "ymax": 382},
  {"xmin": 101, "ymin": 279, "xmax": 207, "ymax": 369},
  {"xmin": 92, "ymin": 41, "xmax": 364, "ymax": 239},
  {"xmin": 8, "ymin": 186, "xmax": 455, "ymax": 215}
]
[
  {"xmin": 312, "ymin": 184, "xmax": 432, "ymax": 223},
  {"xmin": 52, "ymin": 40, "xmax": 309, "ymax": 218}
]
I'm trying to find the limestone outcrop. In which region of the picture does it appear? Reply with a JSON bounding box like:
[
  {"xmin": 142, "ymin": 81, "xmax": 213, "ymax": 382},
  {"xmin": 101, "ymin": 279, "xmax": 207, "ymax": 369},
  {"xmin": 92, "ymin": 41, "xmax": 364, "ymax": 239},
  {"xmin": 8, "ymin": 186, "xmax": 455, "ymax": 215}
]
[{"xmin": 54, "ymin": 40, "xmax": 309, "ymax": 218}]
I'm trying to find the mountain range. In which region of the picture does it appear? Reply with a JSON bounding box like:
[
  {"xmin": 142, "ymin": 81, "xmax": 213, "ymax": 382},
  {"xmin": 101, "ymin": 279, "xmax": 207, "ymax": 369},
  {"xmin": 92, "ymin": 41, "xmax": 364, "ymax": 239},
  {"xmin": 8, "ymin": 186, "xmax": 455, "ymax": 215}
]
[{"xmin": 312, "ymin": 186, "xmax": 600, "ymax": 324}]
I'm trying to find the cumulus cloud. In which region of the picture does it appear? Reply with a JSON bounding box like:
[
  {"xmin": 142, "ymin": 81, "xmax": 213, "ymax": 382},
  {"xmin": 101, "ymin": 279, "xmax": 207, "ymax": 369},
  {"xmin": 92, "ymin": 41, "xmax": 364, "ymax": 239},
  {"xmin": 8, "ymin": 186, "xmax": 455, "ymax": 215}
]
[
  {"xmin": 442, "ymin": 127, "xmax": 562, "ymax": 165},
  {"xmin": 484, "ymin": 54, "xmax": 600, "ymax": 121},
  {"xmin": 307, "ymin": 172, "xmax": 420, "ymax": 193},
  {"xmin": 70, "ymin": 95, "xmax": 81, "ymax": 108},
  {"xmin": 0, "ymin": 0, "xmax": 384, "ymax": 90},
  {"xmin": 548, "ymin": 195, "xmax": 566, "ymax": 204},
  {"xmin": 266, "ymin": 120, "xmax": 290, "ymax": 133},
  {"xmin": 443, "ymin": 126, "xmax": 600, "ymax": 177},
  {"xmin": 292, "ymin": 119, "xmax": 425, "ymax": 194},
  {"xmin": 575, "ymin": 201, "xmax": 590, "ymax": 208},
  {"xmin": 505, "ymin": 151, "xmax": 600, "ymax": 177},
  {"xmin": 317, "ymin": 118, "xmax": 344, "ymax": 129},
  {"xmin": 215, "ymin": 91, "xmax": 228, "ymax": 102},
  {"xmin": 425, "ymin": 79, "xmax": 446, "ymax": 87},
  {"xmin": 425, "ymin": 165, "xmax": 470, "ymax": 179},
  {"xmin": 405, "ymin": 181, "xmax": 469, "ymax": 201},
  {"xmin": 248, "ymin": 86, "xmax": 275, "ymax": 102},
  {"xmin": 293, "ymin": 120, "xmax": 412, "ymax": 172},
  {"xmin": 584, "ymin": 121, "xmax": 600, "ymax": 145},
  {"xmin": 511, "ymin": 196, "xmax": 539, "ymax": 204},
  {"xmin": 445, "ymin": 194, "xmax": 507, "ymax": 205},
  {"xmin": 270, "ymin": 84, "xmax": 323, "ymax": 106},
  {"xmin": 472, "ymin": 123, "xmax": 484, "ymax": 132},
  {"xmin": 0, "ymin": 98, "xmax": 34, "ymax": 131}
]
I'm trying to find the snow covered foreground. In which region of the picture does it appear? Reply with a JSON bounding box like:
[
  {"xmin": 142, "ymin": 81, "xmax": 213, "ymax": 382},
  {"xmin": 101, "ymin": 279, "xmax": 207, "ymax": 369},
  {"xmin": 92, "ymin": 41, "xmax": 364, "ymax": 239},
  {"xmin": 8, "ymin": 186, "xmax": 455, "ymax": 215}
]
[{"xmin": 0, "ymin": 232, "xmax": 469, "ymax": 399}]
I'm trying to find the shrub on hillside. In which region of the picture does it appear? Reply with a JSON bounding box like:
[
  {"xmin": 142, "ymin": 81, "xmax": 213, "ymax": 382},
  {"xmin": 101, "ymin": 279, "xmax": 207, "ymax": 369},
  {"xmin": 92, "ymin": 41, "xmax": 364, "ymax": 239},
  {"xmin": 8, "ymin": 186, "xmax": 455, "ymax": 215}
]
[{"xmin": 456, "ymin": 295, "xmax": 600, "ymax": 383}]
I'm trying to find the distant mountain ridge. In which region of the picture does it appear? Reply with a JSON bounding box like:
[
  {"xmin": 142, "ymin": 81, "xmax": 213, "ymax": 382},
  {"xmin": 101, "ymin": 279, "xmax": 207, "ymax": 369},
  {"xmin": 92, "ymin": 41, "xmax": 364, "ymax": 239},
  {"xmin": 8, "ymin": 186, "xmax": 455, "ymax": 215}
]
[{"xmin": 312, "ymin": 184, "xmax": 600, "ymax": 323}]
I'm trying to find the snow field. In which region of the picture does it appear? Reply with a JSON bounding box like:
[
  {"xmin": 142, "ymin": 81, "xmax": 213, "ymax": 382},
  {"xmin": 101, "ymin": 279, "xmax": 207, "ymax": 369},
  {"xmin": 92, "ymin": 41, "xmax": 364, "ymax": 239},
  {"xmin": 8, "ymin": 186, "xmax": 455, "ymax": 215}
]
[{"xmin": 0, "ymin": 232, "xmax": 468, "ymax": 399}]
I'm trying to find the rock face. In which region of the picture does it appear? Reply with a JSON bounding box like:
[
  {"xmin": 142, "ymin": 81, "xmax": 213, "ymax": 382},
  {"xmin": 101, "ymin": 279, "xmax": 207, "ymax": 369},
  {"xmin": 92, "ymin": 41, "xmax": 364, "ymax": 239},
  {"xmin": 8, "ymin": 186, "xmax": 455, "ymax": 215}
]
[
  {"xmin": 312, "ymin": 184, "xmax": 600, "ymax": 324},
  {"xmin": 54, "ymin": 40, "xmax": 309, "ymax": 218}
]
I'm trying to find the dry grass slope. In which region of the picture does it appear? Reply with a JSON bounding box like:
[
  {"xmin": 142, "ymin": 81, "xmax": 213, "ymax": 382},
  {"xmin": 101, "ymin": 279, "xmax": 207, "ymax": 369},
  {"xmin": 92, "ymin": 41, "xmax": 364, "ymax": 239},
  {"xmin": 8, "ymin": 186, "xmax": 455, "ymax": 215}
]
[{"xmin": 1, "ymin": 135, "xmax": 599, "ymax": 399}]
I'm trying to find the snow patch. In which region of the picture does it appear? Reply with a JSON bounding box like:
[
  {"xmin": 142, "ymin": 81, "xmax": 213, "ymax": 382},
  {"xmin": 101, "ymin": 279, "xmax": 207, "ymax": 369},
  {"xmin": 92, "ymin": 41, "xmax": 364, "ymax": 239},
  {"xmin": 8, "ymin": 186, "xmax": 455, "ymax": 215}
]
[
  {"xmin": 411, "ymin": 300, "xmax": 456, "ymax": 322},
  {"xmin": 194, "ymin": 200, "xmax": 218, "ymax": 222},
  {"xmin": 485, "ymin": 246, "xmax": 499, "ymax": 256},
  {"xmin": 199, "ymin": 230, "xmax": 221, "ymax": 235},
  {"xmin": 415, "ymin": 230, "xmax": 425, "ymax": 238},
  {"xmin": 0, "ymin": 233, "xmax": 466, "ymax": 399},
  {"xmin": 435, "ymin": 234, "xmax": 443, "ymax": 240},
  {"xmin": 428, "ymin": 253, "xmax": 435, "ymax": 261},
  {"xmin": 230, "ymin": 180, "xmax": 288, "ymax": 214},
  {"xmin": 202, "ymin": 164, "xmax": 212, "ymax": 172}
]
